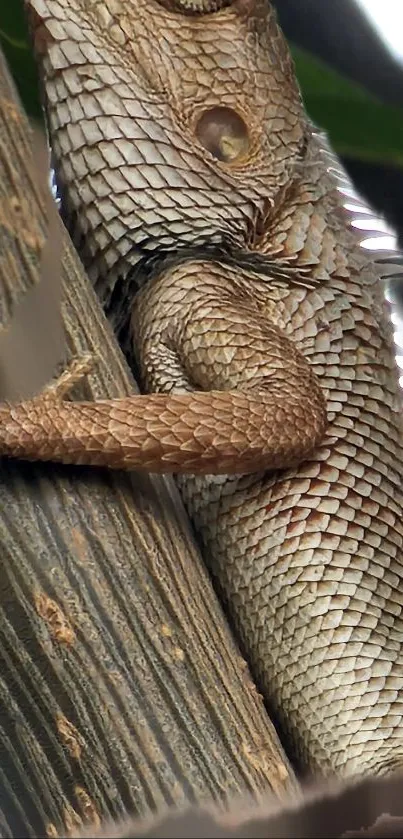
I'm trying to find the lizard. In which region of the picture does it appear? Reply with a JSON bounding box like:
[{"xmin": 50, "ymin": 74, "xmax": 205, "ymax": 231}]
[{"xmin": 1, "ymin": 0, "xmax": 403, "ymax": 779}]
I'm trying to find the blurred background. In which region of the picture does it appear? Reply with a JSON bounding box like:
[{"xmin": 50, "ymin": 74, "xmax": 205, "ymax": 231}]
[{"xmin": 274, "ymin": 0, "xmax": 403, "ymax": 250}]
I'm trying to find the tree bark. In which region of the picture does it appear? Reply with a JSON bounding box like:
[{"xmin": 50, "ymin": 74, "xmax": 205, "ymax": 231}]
[{"xmin": 0, "ymin": 47, "xmax": 298, "ymax": 839}]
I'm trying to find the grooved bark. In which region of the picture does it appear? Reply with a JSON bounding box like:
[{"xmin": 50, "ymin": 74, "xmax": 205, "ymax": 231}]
[{"xmin": 0, "ymin": 48, "xmax": 297, "ymax": 839}]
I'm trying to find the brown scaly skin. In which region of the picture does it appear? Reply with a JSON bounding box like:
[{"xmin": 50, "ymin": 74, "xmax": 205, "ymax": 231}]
[{"xmin": 2, "ymin": 0, "xmax": 403, "ymax": 778}]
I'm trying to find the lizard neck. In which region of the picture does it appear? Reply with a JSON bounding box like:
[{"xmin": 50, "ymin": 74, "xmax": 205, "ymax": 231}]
[{"xmin": 251, "ymin": 130, "xmax": 401, "ymax": 285}]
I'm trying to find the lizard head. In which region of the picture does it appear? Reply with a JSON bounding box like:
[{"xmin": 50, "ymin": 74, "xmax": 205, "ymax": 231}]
[
  {"xmin": 156, "ymin": 0, "xmax": 234, "ymax": 10},
  {"xmin": 27, "ymin": 0, "xmax": 310, "ymax": 305},
  {"xmin": 129, "ymin": 0, "xmax": 308, "ymax": 189}
]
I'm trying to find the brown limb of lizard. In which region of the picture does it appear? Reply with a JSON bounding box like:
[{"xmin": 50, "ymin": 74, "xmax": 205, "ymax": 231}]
[{"xmin": 0, "ymin": 263, "xmax": 327, "ymax": 476}]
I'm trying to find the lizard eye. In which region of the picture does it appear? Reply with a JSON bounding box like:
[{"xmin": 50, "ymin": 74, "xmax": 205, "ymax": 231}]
[
  {"xmin": 195, "ymin": 107, "xmax": 250, "ymax": 163},
  {"xmin": 156, "ymin": 0, "xmax": 233, "ymax": 12}
]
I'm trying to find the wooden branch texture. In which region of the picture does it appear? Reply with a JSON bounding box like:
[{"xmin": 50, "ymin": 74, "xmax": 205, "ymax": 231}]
[{"xmin": 0, "ymin": 47, "xmax": 297, "ymax": 839}]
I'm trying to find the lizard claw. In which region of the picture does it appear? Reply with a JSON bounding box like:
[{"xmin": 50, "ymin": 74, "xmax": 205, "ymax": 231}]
[{"xmin": 40, "ymin": 353, "xmax": 97, "ymax": 401}]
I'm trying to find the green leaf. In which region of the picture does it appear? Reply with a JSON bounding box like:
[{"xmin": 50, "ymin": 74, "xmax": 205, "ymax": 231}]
[
  {"xmin": 0, "ymin": 0, "xmax": 42, "ymax": 121},
  {"xmin": 292, "ymin": 46, "xmax": 403, "ymax": 167}
]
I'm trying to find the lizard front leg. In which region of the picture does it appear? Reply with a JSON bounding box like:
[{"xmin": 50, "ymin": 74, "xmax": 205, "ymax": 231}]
[{"xmin": 0, "ymin": 261, "xmax": 327, "ymax": 475}]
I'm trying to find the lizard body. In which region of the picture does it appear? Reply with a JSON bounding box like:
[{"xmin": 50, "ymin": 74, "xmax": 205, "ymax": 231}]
[{"xmin": 2, "ymin": 0, "xmax": 403, "ymax": 777}]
